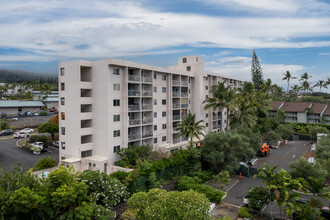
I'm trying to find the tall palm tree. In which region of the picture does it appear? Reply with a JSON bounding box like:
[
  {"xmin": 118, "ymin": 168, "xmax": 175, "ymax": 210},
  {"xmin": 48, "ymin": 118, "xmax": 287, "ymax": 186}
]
[
  {"xmin": 229, "ymin": 95, "xmax": 257, "ymax": 129},
  {"xmin": 203, "ymin": 82, "xmax": 235, "ymax": 130},
  {"xmin": 299, "ymin": 72, "xmax": 311, "ymax": 82},
  {"xmin": 177, "ymin": 113, "xmax": 205, "ymax": 147},
  {"xmin": 262, "ymin": 78, "xmax": 276, "ymax": 97},
  {"xmin": 282, "ymin": 71, "xmax": 297, "ymax": 93},
  {"xmin": 301, "ymin": 81, "xmax": 312, "ymax": 95},
  {"xmin": 313, "ymin": 80, "xmax": 328, "ymax": 92}
]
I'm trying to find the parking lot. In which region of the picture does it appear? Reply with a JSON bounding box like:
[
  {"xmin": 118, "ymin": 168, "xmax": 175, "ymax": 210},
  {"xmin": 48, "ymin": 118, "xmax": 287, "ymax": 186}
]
[
  {"xmin": 8, "ymin": 113, "xmax": 56, "ymax": 129},
  {"xmin": 0, "ymin": 137, "xmax": 59, "ymax": 171}
]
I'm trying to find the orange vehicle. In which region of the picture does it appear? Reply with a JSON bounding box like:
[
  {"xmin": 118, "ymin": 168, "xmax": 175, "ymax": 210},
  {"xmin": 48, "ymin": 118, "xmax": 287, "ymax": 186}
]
[{"xmin": 257, "ymin": 143, "xmax": 270, "ymax": 157}]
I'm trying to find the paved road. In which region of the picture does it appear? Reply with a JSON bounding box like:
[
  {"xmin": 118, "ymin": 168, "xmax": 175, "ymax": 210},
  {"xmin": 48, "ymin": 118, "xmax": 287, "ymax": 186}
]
[
  {"xmin": 222, "ymin": 141, "xmax": 311, "ymax": 208},
  {"xmin": 8, "ymin": 113, "xmax": 56, "ymax": 129},
  {"xmin": 0, "ymin": 137, "xmax": 59, "ymax": 172}
]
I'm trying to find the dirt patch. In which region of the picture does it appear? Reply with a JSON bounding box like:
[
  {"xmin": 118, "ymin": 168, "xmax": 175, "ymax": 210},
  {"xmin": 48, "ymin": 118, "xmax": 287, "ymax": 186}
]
[
  {"xmin": 160, "ymin": 178, "xmax": 179, "ymax": 191},
  {"xmin": 210, "ymin": 203, "xmax": 239, "ymax": 219},
  {"xmin": 303, "ymin": 151, "xmax": 315, "ymax": 158},
  {"xmin": 114, "ymin": 202, "xmax": 128, "ymax": 220}
]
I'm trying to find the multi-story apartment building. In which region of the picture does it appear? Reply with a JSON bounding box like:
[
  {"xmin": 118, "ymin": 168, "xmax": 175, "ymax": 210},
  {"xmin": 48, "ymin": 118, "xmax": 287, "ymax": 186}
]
[{"xmin": 58, "ymin": 55, "xmax": 243, "ymax": 172}]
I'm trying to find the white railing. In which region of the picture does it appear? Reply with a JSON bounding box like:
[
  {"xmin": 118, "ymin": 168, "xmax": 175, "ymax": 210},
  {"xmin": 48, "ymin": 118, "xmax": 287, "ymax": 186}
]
[
  {"xmin": 142, "ymin": 104, "xmax": 152, "ymax": 110},
  {"xmin": 173, "ymin": 103, "xmax": 180, "ymax": 109},
  {"xmin": 181, "ymin": 81, "xmax": 188, "ymax": 86},
  {"xmin": 128, "ymin": 133, "xmax": 141, "ymax": 141},
  {"xmin": 142, "ymin": 131, "xmax": 153, "ymax": 138},
  {"xmin": 172, "ymin": 92, "xmax": 180, "ymax": 97},
  {"xmin": 142, "ymin": 77, "xmax": 152, "ymax": 83},
  {"xmin": 129, "ymin": 119, "xmax": 141, "ymax": 126},
  {"xmin": 128, "ymin": 105, "xmax": 140, "ymax": 111},
  {"xmin": 172, "ymin": 80, "xmax": 180, "ymax": 85},
  {"xmin": 142, "ymin": 118, "xmax": 153, "ymax": 124},
  {"xmin": 142, "ymin": 91, "xmax": 152, "ymax": 96},
  {"xmin": 181, "ymin": 104, "xmax": 188, "ymax": 108},
  {"xmin": 128, "ymin": 75, "xmax": 140, "ymax": 81},
  {"xmin": 173, "ymin": 115, "xmax": 180, "ymax": 120},
  {"xmin": 181, "ymin": 92, "xmax": 188, "ymax": 97},
  {"xmin": 128, "ymin": 90, "xmax": 140, "ymax": 96}
]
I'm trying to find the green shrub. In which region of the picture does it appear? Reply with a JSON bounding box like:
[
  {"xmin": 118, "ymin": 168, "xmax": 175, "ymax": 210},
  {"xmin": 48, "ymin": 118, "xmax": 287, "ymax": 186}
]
[
  {"xmin": 40, "ymin": 111, "xmax": 48, "ymax": 116},
  {"xmin": 32, "ymin": 157, "xmax": 58, "ymax": 171},
  {"xmin": 109, "ymin": 171, "xmax": 130, "ymax": 183},
  {"xmin": 29, "ymin": 135, "xmax": 48, "ymax": 143},
  {"xmin": 177, "ymin": 176, "xmax": 203, "ymax": 191},
  {"xmin": 189, "ymin": 170, "xmax": 213, "ymax": 182},
  {"xmin": 238, "ymin": 207, "xmax": 253, "ymax": 219}
]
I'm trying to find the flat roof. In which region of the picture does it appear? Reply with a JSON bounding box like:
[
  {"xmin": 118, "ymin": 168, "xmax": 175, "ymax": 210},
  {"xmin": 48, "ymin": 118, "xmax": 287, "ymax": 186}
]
[
  {"xmin": 62, "ymin": 157, "xmax": 81, "ymax": 163},
  {"xmin": 0, "ymin": 100, "xmax": 44, "ymax": 107},
  {"xmin": 44, "ymin": 97, "xmax": 58, "ymax": 102}
]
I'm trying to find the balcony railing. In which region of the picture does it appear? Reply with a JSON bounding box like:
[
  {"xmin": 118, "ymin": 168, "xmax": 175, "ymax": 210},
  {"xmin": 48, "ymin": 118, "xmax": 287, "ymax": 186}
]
[
  {"xmin": 128, "ymin": 133, "xmax": 141, "ymax": 141},
  {"xmin": 142, "ymin": 118, "xmax": 153, "ymax": 124},
  {"xmin": 128, "ymin": 90, "xmax": 140, "ymax": 96},
  {"xmin": 213, "ymin": 81, "xmax": 217, "ymax": 85},
  {"xmin": 173, "ymin": 115, "xmax": 180, "ymax": 120},
  {"xmin": 181, "ymin": 81, "xmax": 188, "ymax": 87},
  {"xmin": 181, "ymin": 92, "xmax": 188, "ymax": 97},
  {"xmin": 129, "ymin": 119, "xmax": 141, "ymax": 126},
  {"xmin": 142, "ymin": 91, "xmax": 152, "ymax": 96},
  {"xmin": 181, "ymin": 104, "xmax": 188, "ymax": 108},
  {"xmin": 173, "ymin": 92, "xmax": 180, "ymax": 97},
  {"xmin": 142, "ymin": 131, "xmax": 153, "ymax": 138},
  {"xmin": 128, "ymin": 75, "xmax": 140, "ymax": 82},
  {"xmin": 173, "ymin": 127, "xmax": 180, "ymax": 133},
  {"xmin": 172, "ymin": 80, "xmax": 180, "ymax": 86},
  {"xmin": 142, "ymin": 104, "xmax": 152, "ymax": 110},
  {"xmin": 213, "ymin": 115, "xmax": 218, "ymax": 120},
  {"xmin": 128, "ymin": 105, "xmax": 140, "ymax": 111},
  {"xmin": 142, "ymin": 77, "xmax": 152, "ymax": 83},
  {"xmin": 173, "ymin": 138, "xmax": 181, "ymax": 144},
  {"xmin": 173, "ymin": 103, "xmax": 180, "ymax": 109}
]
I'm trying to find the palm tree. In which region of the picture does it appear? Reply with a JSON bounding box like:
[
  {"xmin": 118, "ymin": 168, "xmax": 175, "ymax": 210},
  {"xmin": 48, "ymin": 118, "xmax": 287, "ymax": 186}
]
[
  {"xmin": 299, "ymin": 72, "xmax": 311, "ymax": 82},
  {"xmin": 282, "ymin": 71, "xmax": 297, "ymax": 93},
  {"xmin": 290, "ymin": 85, "xmax": 301, "ymax": 95},
  {"xmin": 301, "ymin": 81, "xmax": 312, "ymax": 95},
  {"xmin": 177, "ymin": 113, "xmax": 205, "ymax": 147},
  {"xmin": 229, "ymin": 95, "xmax": 257, "ymax": 129},
  {"xmin": 262, "ymin": 78, "xmax": 276, "ymax": 97},
  {"xmin": 313, "ymin": 80, "xmax": 328, "ymax": 92},
  {"xmin": 203, "ymin": 82, "xmax": 235, "ymax": 131}
]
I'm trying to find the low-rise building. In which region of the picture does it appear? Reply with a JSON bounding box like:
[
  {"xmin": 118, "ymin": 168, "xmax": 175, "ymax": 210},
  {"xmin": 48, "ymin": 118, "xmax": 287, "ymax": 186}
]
[{"xmin": 0, "ymin": 100, "xmax": 44, "ymax": 117}]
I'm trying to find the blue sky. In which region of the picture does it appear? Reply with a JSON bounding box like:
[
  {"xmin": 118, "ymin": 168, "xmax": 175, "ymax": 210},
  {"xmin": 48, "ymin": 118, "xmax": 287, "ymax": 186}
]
[{"xmin": 0, "ymin": 0, "xmax": 329, "ymax": 90}]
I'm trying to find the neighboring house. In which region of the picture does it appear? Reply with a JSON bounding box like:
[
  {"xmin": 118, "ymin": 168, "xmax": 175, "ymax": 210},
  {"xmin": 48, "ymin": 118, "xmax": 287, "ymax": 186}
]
[
  {"xmin": 269, "ymin": 101, "xmax": 329, "ymax": 125},
  {"xmin": 32, "ymin": 91, "xmax": 58, "ymax": 101},
  {"xmin": 0, "ymin": 83, "xmax": 32, "ymax": 96},
  {"xmin": 0, "ymin": 100, "xmax": 44, "ymax": 117},
  {"xmin": 58, "ymin": 55, "xmax": 243, "ymax": 173},
  {"xmin": 44, "ymin": 97, "xmax": 59, "ymax": 109}
]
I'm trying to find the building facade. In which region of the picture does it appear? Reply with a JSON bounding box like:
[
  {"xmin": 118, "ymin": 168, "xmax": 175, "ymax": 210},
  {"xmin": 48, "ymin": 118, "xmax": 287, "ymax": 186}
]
[
  {"xmin": 0, "ymin": 100, "xmax": 44, "ymax": 117},
  {"xmin": 59, "ymin": 56, "xmax": 243, "ymax": 172}
]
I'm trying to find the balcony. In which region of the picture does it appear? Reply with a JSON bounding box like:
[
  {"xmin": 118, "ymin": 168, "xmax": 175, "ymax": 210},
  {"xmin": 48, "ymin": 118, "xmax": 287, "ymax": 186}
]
[
  {"xmin": 173, "ymin": 127, "xmax": 180, "ymax": 133},
  {"xmin": 142, "ymin": 91, "xmax": 152, "ymax": 96},
  {"xmin": 142, "ymin": 118, "xmax": 153, "ymax": 124},
  {"xmin": 128, "ymin": 133, "xmax": 141, "ymax": 141},
  {"xmin": 128, "ymin": 90, "xmax": 140, "ymax": 96},
  {"xmin": 142, "ymin": 104, "xmax": 153, "ymax": 111},
  {"xmin": 181, "ymin": 104, "xmax": 188, "ymax": 109},
  {"xmin": 129, "ymin": 119, "xmax": 141, "ymax": 126},
  {"xmin": 213, "ymin": 81, "xmax": 217, "ymax": 85},
  {"xmin": 173, "ymin": 115, "xmax": 180, "ymax": 121},
  {"xmin": 142, "ymin": 77, "xmax": 152, "ymax": 83},
  {"xmin": 173, "ymin": 103, "xmax": 180, "ymax": 109},
  {"xmin": 128, "ymin": 75, "xmax": 140, "ymax": 82},
  {"xmin": 128, "ymin": 105, "xmax": 140, "ymax": 111},
  {"xmin": 213, "ymin": 115, "xmax": 218, "ymax": 120},
  {"xmin": 172, "ymin": 80, "xmax": 180, "ymax": 86},
  {"xmin": 142, "ymin": 131, "xmax": 153, "ymax": 138},
  {"xmin": 181, "ymin": 92, "xmax": 188, "ymax": 97},
  {"xmin": 173, "ymin": 138, "xmax": 181, "ymax": 144},
  {"xmin": 173, "ymin": 92, "xmax": 180, "ymax": 97},
  {"xmin": 181, "ymin": 81, "xmax": 188, "ymax": 87}
]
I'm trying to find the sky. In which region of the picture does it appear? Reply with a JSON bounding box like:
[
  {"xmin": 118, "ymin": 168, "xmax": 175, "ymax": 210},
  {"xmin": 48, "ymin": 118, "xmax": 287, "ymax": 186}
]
[{"xmin": 0, "ymin": 0, "xmax": 330, "ymax": 91}]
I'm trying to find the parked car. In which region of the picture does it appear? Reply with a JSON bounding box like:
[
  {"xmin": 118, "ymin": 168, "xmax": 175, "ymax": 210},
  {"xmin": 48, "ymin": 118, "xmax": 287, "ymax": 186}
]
[
  {"xmin": 25, "ymin": 111, "xmax": 33, "ymax": 116},
  {"xmin": 0, "ymin": 129, "xmax": 14, "ymax": 136},
  {"xmin": 34, "ymin": 112, "xmax": 39, "ymax": 116},
  {"xmin": 18, "ymin": 112, "xmax": 25, "ymax": 117},
  {"xmin": 242, "ymin": 194, "xmax": 250, "ymax": 206},
  {"xmin": 11, "ymin": 117, "xmax": 18, "ymax": 121},
  {"xmin": 31, "ymin": 142, "xmax": 48, "ymax": 152},
  {"xmin": 49, "ymin": 107, "xmax": 57, "ymax": 112},
  {"xmin": 19, "ymin": 128, "xmax": 34, "ymax": 133},
  {"xmin": 52, "ymin": 141, "xmax": 59, "ymax": 148},
  {"xmin": 13, "ymin": 132, "xmax": 30, "ymax": 138}
]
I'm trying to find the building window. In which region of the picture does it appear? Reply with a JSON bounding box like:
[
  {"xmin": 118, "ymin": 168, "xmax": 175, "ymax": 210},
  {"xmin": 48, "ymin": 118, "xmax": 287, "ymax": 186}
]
[
  {"xmin": 113, "ymin": 130, "xmax": 120, "ymax": 137},
  {"xmin": 113, "ymin": 83, "xmax": 120, "ymax": 91},
  {"xmin": 61, "ymin": 112, "xmax": 65, "ymax": 120},
  {"xmin": 162, "ymin": 136, "xmax": 166, "ymax": 142},
  {"xmin": 162, "ymin": 87, "xmax": 166, "ymax": 93},
  {"xmin": 113, "ymin": 115, "xmax": 120, "ymax": 122},
  {"xmin": 113, "ymin": 68, "xmax": 120, "ymax": 75},
  {"xmin": 154, "ymin": 73, "xmax": 157, "ymax": 79},
  {"xmin": 162, "ymin": 124, "xmax": 166, "ymax": 129},
  {"xmin": 189, "ymin": 89, "xmax": 190, "ymax": 94},
  {"xmin": 182, "ymin": 58, "xmax": 187, "ymax": 63},
  {"xmin": 61, "ymin": 156, "xmax": 66, "ymax": 161},
  {"xmin": 162, "ymin": 75, "xmax": 167, "ymax": 81},
  {"xmin": 60, "ymin": 68, "xmax": 65, "ymax": 76},
  {"xmin": 154, "ymin": 87, "xmax": 157, "ymax": 92},
  {"xmin": 61, "ymin": 83, "xmax": 65, "ymax": 91},
  {"xmin": 61, "ymin": 141, "xmax": 65, "ymax": 149},
  {"xmin": 196, "ymin": 57, "xmax": 198, "ymax": 62},
  {"xmin": 154, "ymin": 138, "xmax": 157, "ymax": 144},
  {"xmin": 206, "ymin": 113, "xmax": 208, "ymax": 118},
  {"xmin": 205, "ymin": 86, "xmax": 208, "ymax": 90},
  {"xmin": 61, "ymin": 127, "xmax": 65, "ymax": 135},
  {"xmin": 113, "ymin": 99, "xmax": 120, "ymax": 106},
  {"xmin": 154, "ymin": 112, "xmax": 157, "ymax": 118},
  {"xmin": 186, "ymin": 66, "xmax": 191, "ymax": 71},
  {"xmin": 206, "ymin": 123, "xmax": 208, "ymax": 127},
  {"xmin": 189, "ymin": 100, "xmax": 190, "ymax": 104},
  {"xmin": 162, "ymin": 111, "xmax": 166, "ymax": 117},
  {"xmin": 154, "ymin": 99, "xmax": 157, "ymax": 105},
  {"xmin": 206, "ymin": 95, "xmax": 208, "ymax": 99},
  {"xmin": 154, "ymin": 125, "xmax": 157, "ymax": 131},
  {"xmin": 162, "ymin": 99, "xmax": 166, "ymax": 105},
  {"xmin": 113, "ymin": 145, "xmax": 120, "ymax": 153},
  {"xmin": 205, "ymin": 77, "xmax": 208, "ymax": 81},
  {"xmin": 61, "ymin": 97, "xmax": 65, "ymax": 105},
  {"xmin": 81, "ymin": 150, "xmax": 92, "ymax": 158}
]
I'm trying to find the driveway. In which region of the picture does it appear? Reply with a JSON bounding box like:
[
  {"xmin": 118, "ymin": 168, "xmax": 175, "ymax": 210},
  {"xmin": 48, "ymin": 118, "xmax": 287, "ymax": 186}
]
[{"xmin": 0, "ymin": 137, "xmax": 59, "ymax": 172}]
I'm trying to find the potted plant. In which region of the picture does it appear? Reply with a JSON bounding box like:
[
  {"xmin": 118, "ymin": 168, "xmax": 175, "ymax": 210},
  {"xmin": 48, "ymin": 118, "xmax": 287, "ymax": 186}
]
[{"xmin": 31, "ymin": 146, "xmax": 41, "ymax": 155}]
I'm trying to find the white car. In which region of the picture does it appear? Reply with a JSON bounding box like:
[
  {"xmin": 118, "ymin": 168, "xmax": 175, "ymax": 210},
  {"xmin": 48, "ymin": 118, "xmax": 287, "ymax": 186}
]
[
  {"xmin": 20, "ymin": 128, "xmax": 34, "ymax": 133},
  {"xmin": 34, "ymin": 112, "xmax": 39, "ymax": 116},
  {"xmin": 31, "ymin": 142, "xmax": 47, "ymax": 152},
  {"xmin": 13, "ymin": 132, "xmax": 30, "ymax": 138}
]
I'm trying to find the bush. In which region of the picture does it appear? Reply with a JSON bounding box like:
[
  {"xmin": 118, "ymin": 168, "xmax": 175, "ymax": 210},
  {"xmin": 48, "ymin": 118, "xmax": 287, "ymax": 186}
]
[
  {"xmin": 189, "ymin": 170, "xmax": 213, "ymax": 182},
  {"xmin": 238, "ymin": 207, "xmax": 253, "ymax": 219},
  {"xmin": 289, "ymin": 158, "xmax": 327, "ymax": 179},
  {"xmin": 32, "ymin": 157, "xmax": 58, "ymax": 171},
  {"xmin": 310, "ymin": 126, "xmax": 329, "ymax": 140},
  {"xmin": 109, "ymin": 171, "xmax": 130, "ymax": 183},
  {"xmin": 177, "ymin": 176, "xmax": 203, "ymax": 191},
  {"xmin": 40, "ymin": 111, "xmax": 48, "ymax": 116},
  {"xmin": 29, "ymin": 135, "xmax": 48, "ymax": 143}
]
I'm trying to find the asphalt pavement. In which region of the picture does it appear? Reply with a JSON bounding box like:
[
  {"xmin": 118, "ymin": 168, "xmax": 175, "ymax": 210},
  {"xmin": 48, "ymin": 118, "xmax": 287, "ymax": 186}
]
[
  {"xmin": 8, "ymin": 113, "xmax": 56, "ymax": 129},
  {"xmin": 0, "ymin": 137, "xmax": 59, "ymax": 172}
]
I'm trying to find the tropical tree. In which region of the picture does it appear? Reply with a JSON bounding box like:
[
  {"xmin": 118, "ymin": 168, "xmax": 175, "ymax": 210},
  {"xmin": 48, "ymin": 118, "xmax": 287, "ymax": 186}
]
[
  {"xmin": 251, "ymin": 50, "xmax": 264, "ymax": 90},
  {"xmin": 314, "ymin": 80, "xmax": 328, "ymax": 92},
  {"xmin": 299, "ymin": 72, "xmax": 311, "ymax": 82},
  {"xmin": 38, "ymin": 121, "xmax": 59, "ymax": 140},
  {"xmin": 261, "ymin": 78, "xmax": 276, "ymax": 97},
  {"xmin": 301, "ymin": 81, "xmax": 312, "ymax": 95},
  {"xmin": 229, "ymin": 95, "xmax": 257, "ymax": 129},
  {"xmin": 177, "ymin": 113, "xmax": 205, "ymax": 147},
  {"xmin": 282, "ymin": 71, "xmax": 297, "ymax": 93}
]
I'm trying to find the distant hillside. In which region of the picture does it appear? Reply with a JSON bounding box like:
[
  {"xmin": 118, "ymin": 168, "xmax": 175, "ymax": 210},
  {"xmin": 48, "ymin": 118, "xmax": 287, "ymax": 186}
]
[{"xmin": 0, "ymin": 68, "xmax": 57, "ymax": 82}]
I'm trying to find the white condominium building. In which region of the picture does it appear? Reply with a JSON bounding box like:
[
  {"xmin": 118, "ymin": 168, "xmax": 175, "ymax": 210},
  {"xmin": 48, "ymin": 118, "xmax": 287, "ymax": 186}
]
[{"xmin": 58, "ymin": 55, "xmax": 243, "ymax": 172}]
